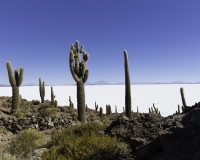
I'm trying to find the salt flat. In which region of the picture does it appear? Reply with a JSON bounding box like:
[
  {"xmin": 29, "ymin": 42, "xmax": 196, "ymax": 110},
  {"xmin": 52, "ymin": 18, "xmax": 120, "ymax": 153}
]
[{"xmin": 1, "ymin": 84, "xmax": 200, "ymax": 117}]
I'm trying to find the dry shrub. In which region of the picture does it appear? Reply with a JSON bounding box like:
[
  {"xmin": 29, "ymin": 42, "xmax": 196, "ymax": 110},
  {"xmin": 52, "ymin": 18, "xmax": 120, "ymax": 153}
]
[
  {"xmin": 42, "ymin": 122, "xmax": 133, "ymax": 160},
  {"xmin": 8, "ymin": 129, "xmax": 47, "ymax": 156},
  {"xmin": 38, "ymin": 103, "xmax": 59, "ymax": 117}
]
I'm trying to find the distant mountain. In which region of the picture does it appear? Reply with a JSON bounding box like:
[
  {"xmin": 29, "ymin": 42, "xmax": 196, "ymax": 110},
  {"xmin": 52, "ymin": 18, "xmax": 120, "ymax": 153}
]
[
  {"xmin": 169, "ymin": 81, "xmax": 187, "ymax": 84},
  {"xmin": 2, "ymin": 81, "xmax": 200, "ymax": 87},
  {"xmin": 0, "ymin": 84, "xmax": 10, "ymax": 87},
  {"xmin": 22, "ymin": 83, "xmax": 38, "ymax": 86},
  {"xmin": 92, "ymin": 81, "xmax": 111, "ymax": 85},
  {"xmin": 114, "ymin": 82, "xmax": 125, "ymax": 85}
]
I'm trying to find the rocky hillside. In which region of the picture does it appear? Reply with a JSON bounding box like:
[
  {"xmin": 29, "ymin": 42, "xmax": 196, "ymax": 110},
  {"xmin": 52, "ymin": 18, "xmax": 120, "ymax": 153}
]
[{"xmin": 1, "ymin": 96, "xmax": 200, "ymax": 159}]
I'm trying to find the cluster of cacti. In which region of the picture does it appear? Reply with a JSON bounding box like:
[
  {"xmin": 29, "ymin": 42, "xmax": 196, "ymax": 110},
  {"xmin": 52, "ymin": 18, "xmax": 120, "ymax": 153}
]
[
  {"xmin": 69, "ymin": 96, "xmax": 74, "ymax": 108},
  {"xmin": 99, "ymin": 107, "xmax": 103, "ymax": 116},
  {"xmin": 180, "ymin": 87, "xmax": 187, "ymax": 107},
  {"xmin": 95, "ymin": 101, "xmax": 98, "ymax": 111},
  {"xmin": 39, "ymin": 78, "xmax": 45, "ymax": 103},
  {"xmin": 5, "ymin": 42, "xmax": 193, "ymax": 120},
  {"xmin": 149, "ymin": 103, "xmax": 161, "ymax": 115},
  {"xmin": 124, "ymin": 50, "xmax": 132, "ymax": 119},
  {"xmin": 6, "ymin": 61, "xmax": 24, "ymax": 114},
  {"xmin": 69, "ymin": 40, "xmax": 89, "ymax": 123},
  {"xmin": 106, "ymin": 104, "xmax": 112, "ymax": 115}
]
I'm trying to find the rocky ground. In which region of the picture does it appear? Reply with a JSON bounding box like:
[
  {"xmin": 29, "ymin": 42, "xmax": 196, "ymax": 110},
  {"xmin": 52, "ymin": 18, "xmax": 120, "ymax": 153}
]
[{"xmin": 0, "ymin": 96, "xmax": 200, "ymax": 160}]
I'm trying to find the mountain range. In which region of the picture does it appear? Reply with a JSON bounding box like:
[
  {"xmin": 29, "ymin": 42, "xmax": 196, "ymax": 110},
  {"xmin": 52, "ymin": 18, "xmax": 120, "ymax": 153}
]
[{"xmin": 1, "ymin": 81, "xmax": 200, "ymax": 87}]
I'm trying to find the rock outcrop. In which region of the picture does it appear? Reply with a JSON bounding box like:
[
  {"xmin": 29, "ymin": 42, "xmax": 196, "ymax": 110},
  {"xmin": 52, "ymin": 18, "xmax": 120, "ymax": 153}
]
[{"xmin": 105, "ymin": 102, "xmax": 200, "ymax": 160}]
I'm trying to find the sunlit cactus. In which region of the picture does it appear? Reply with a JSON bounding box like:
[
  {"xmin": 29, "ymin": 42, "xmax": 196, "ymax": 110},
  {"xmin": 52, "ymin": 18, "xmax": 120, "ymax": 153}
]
[
  {"xmin": 39, "ymin": 78, "xmax": 45, "ymax": 103},
  {"xmin": 6, "ymin": 61, "xmax": 24, "ymax": 114},
  {"xmin": 124, "ymin": 50, "xmax": 132, "ymax": 119},
  {"xmin": 69, "ymin": 40, "xmax": 89, "ymax": 123}
]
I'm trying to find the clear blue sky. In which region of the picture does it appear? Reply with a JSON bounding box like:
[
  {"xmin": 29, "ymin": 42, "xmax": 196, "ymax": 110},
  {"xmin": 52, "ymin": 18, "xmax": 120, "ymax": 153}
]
[{"xmin": 0, "ymin": 0, "xmax": 200, "ymax": 85}]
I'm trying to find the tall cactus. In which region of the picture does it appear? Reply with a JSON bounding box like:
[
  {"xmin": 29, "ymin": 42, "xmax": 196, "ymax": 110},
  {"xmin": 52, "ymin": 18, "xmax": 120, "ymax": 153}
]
[
  {"xmin": 124, "ymin": 50, "xmax": 132, "ymax": 119},
  {"xmin": 180, "ymin": 87, "xmax": 187, "ymax": 107},
  {"xmin": 69, "ymin": 40, "xmax": 89, "ymax": 123},
  {"xmin": 51, "ymin": 86, "xmax": 55, "ymax": 105},
  {"xmin": 39, "ymin": 78, "xmax": 45, "ymax": 103},
  {"xmin": 6, "ymin": 61, "xmax": 24, "ymax": 114}
]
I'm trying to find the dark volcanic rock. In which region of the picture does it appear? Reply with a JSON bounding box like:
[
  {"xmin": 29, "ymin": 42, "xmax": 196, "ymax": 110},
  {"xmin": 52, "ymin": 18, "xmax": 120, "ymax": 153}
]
[{"xmin": 105, "ymin": 104, "xmax": 200, "ymax": 160}]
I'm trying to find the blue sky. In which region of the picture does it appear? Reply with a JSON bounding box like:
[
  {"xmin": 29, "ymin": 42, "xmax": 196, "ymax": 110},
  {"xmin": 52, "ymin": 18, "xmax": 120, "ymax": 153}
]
[{"xmin": 0, "ymin": 0, "xmax": 200, "ymax": 85}]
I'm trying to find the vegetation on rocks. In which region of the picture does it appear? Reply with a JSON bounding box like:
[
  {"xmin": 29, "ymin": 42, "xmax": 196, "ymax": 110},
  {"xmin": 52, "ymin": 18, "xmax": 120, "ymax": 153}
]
[{"xmin": 42, "ymin": 121, "xmax": 133, "ymax": 160}]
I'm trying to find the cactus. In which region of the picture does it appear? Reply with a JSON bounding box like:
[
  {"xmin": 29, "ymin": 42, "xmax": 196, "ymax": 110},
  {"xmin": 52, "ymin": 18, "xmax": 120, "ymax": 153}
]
[
  {"xmin": 178, "ymin": 104, "xmax": 180, "ymax": 114},
  {"xmin": 54, "ymin": 100, "xmax": 58, "ymax": 108},
  {"xmin": 6, "ymin": 61, "xmax": 24, "ymax": 114},
  {"xmin": 39, "ymin": 78, "xmax": 45, "ymax": 103},
  {"xmin": 149, "ymin": 108, "xmax": 151, "ymax": 113},
  {"xmin": 181, "ymin": 105, "xmax": 185, "ymax": 113},
  {"xmin": 124, "ymin": 50, "xmax": 132, "ymax": 119},
  {"xmin": 51, "ymin": 86, "xmax": 55, "ymax": 105},
  {"xmin": 153, "ymin": 103, "xmax": 158, "ymax": 114},
  {"xmin": 95, "ymin": 101, "xmax": 98, "ymax": 111},
  {"xmin": 180, "ymin": 87, "xmax": 187, "ymax": 107},
  {"xmin": 99, "ymin": 107, "xmax": 103, "ymax": 116},
  {"xmin": 137, "ymin": 106, "xmax": 139, "ymax": 117},
  {"xmin": 69, "ymin": 40, "xmax": 89, "ymax": 123},
  {"xmin": 106, "ymin": 104, "xmax": 111, "ymax": 115}
]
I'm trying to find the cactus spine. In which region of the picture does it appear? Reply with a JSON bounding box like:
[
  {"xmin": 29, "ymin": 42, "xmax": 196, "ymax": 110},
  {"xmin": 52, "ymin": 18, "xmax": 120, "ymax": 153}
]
[
  {"xmin": 69, "ymin": 40, "xmax": 89, "ymax": 123},
  {"xmin": 180, "ymin": 87, "xmax": 187, "ymax": 107},
  {"xmin": 124, "ymin": 50, "xmax": 132, "ymax": 119},
  {"xmin": 39, "ymin": 78, "xmax": 45, "ymax": 103},
  {"xmin": 6, "ymin": 61, "xmax": 24, "ymax": 114}
]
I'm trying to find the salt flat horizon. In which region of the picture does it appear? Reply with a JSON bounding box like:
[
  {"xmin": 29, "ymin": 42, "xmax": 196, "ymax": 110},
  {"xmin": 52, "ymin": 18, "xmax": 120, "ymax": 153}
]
[{"xmin": 1, "ymin": 84, "xmax": 200, "ymax": 117}]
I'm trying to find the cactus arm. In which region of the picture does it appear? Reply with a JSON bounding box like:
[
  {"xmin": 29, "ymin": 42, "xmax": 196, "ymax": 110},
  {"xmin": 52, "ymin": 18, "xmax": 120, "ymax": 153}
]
[
  {"xmin": 69, "ymin": 51, "xmax": 80, "ymax": 83},
  {"xmin": 75, "ymin": 59, "xmax": 80, "ymax": 75},
  {"xmin": 83, "ymin": 69, "xmax": 89, "ymax": 83},
  {"xmin": 14, "ymin": 69, "xmax": 19, "ymax": 85},
  {"xmin": 79, "ymin": 60, "xmax": 86, "ymax": 76},
  {"xmin": 83, "ymin": 52, "xmax": 89, "ymax": 61},
  {"xmin": 6, "ymin": 61, "xmax": 16, "ymax": 87},
  {"xmin": 16, "ymin": 67, "xmax": 24, "ymax": 87}
]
